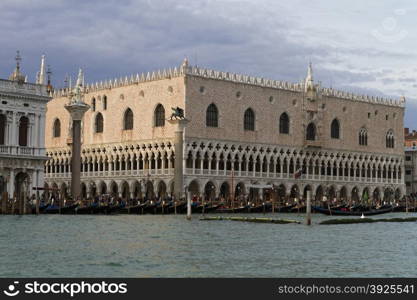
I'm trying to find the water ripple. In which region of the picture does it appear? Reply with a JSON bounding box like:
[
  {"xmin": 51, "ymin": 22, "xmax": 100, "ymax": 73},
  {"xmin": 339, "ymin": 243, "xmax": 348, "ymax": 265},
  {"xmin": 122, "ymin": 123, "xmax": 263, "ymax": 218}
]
[{"xmin": 1, "ymin": 213, "xmax": 417, "ymax": 277}]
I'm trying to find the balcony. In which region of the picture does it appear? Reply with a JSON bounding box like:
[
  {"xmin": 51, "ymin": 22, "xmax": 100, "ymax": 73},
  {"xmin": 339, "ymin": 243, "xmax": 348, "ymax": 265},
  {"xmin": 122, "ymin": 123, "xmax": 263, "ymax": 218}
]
[{"xmin": 0, "ymin": 145, "xmax": 42, "ymax": 157}]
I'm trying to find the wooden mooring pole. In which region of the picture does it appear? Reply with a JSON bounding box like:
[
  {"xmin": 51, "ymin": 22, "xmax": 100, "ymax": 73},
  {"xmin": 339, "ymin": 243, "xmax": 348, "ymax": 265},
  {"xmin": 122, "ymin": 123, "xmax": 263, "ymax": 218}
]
[{"xmin": 306, "ymin": 191, "xmax": 312, "ymax": 226}]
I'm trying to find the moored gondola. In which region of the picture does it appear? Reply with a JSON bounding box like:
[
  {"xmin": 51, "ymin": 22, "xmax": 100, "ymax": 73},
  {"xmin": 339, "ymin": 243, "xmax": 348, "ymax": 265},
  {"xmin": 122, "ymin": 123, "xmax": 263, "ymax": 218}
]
[
  {"xmin": 312, "ymin": 205, "xmax": 394, "ymax": 216},
  {"xmin": 44, "ymin": 203, "xmax": 78, "ymax": 214},
  {"xmin": 215, "ymin": 205, "xmax": 248, "ymax": 213}
]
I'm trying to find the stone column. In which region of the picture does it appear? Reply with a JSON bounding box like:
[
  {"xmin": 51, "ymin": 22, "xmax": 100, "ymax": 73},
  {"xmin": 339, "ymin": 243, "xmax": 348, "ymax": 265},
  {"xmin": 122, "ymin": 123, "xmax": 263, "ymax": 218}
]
[
  {"xmin": 168, "ymin": 118, "xmax": 189, "ymax": 201},
  {"xmin": 65, "ymin": 103, "xmax": 89, "ymax": 201}
]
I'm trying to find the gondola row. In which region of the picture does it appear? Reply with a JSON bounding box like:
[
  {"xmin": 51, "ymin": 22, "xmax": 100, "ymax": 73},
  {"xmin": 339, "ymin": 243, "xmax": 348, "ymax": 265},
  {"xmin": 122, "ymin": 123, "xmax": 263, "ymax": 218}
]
[{"xmin": 31, "ymin": 202, "xmax": 308, "ymax": 215}]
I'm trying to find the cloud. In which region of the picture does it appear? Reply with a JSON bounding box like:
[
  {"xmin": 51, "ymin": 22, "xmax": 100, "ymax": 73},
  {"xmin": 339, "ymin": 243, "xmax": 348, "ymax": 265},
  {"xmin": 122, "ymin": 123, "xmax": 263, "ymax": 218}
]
[{"xmin": 1, "ymin": 0, "xmax": 417, "ymax": 127}]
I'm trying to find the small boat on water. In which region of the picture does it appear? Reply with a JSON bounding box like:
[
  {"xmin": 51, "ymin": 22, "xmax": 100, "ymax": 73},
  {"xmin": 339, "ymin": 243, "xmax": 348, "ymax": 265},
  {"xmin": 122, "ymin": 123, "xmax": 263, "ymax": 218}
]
[
  {"xmin": 44, "ymin": 204, "xmax": 79, "ymax": 214},
  {"xmin": 312, "ymin": 205, "xmax": 394, "ymax": 216},
  {"xmin": 215, "ymin": 206, "xmax": 248, "ymax": 213},
  {"xmin": 166, "ymin": 201, "xmax": 187, "ymax": 214},
  {"xmin": 31, "ymin": 203, "xmax": 50, "ymax": 214},
  {"xmin": 275, "ymin": 204, "xmax": 296, "ymax": 213}
]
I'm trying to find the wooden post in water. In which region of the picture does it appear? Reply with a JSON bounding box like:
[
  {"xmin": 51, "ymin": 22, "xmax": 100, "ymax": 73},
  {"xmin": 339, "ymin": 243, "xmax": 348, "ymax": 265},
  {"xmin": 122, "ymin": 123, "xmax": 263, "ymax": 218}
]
[
  {"xmin": 306, "ymin": 191, "xmax": 312, "ymax": 226},
  {"xmin": 1, "ymin": 192, "xmax": 7, "ymax": 214},
  {"xmin": 36, "ymin": 192, "xmax": 40, "ymax": 215},
  {"xmin": 186, "ymin": 187, "xmax": 191, "ymax": 221}
]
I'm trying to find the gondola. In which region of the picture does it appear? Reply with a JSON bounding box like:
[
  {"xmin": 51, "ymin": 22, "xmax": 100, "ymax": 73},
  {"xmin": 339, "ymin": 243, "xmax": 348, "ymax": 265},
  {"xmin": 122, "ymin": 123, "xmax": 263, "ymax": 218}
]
[
  {"xmin": 44, "ymin": 203, "xmax": 79, "ymax": 214},
  {"xmin": 120, "ymin": 203, "xmax": 147, "ymax": 214},
  {"xmin": 201, "ymin": 204, "xmax": 221, "ymax": 213},
  {"xmin": 312, "ymin": 205, "xmax": 394, "ymax": 216},
  {"xmin": 274, "ymin": 204, "xmax": 296, "ymax": 213},
  {"xmin": 43, "ymin": 205, "xmax": 60, "ymax": 214},
  {"xmin": 31, "ymin": 203, "xmax": 50, "ymax": 214},
  {"xmin": 245, "ymin": 204, "xmax": 266, "ymax": 213},
  {"xmin": 166, "ymin": 201, "xmax": 187, "ymax": 214},
  {"xmin": 75, "ymin": 203, "xmax": 98, "ymax": 214},
  {"xmin": 143, "ymin": 202, "xmax": 158, "ymax": 214},
  {"xmin": 290, "ymin": 205, "xmax": 306, "ymax": 213},
  {"xmin": 215, "ymin": 206, "xmax": 248, "ymax": 213},
  {"xmin": 104, "ymin": 203, "xmax": 125, "ymax": 214}
]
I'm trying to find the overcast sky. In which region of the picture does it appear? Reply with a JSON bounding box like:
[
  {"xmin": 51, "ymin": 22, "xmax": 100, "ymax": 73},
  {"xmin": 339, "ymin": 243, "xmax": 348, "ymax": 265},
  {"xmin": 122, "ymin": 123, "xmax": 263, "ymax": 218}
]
[{"xmin": 1, "ymin": 0, "xmax": 416, "ymax": 127}]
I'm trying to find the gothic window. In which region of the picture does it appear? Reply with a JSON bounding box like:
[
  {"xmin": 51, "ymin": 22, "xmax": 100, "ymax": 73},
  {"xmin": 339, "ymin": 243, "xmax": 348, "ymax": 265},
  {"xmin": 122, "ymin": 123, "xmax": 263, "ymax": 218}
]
[
  {"xmin": 386, "ymin": 130, "xmax": 394, "ymax": 148},
  {"xmin": 206, "ymin": 103, "xmax": 218, "ymax": 127},
  {"xmin": 359, "ymin": 128, "xmax": 368, "ymax": 146},
  {"xmin": 244, "ymin": 108, "xmax": 255, "ymax": 131},
  {"xmin": 279, "ymin": 112, "xmax": 289, "ymax": 134},
  {"xmin": 0, "ymin": 114, "xmax": 6, "ymax": 145},
  {"xmin": 53, "ymin": 118, "xmax": 61, "ymax": 138},
  {"xmin": 103, "ymin": 95, "xmax": 107, "ymax": 110},
  {"xmin": 306, "ymin": 123, "xmax": 316, "ymax": 141},
  {"xmin": 330, "ymin": 119, "xmax": 340, "ymax": 139},
  {"xmin": 18, "ymin": 116, "xmax": 29, "ymax": 146},
  {"xmin": 91, "ymin": 97, "xmax": 96, "ymax": 111},
  {"xmin": 95, "ymin": 113, "xmax": 104, "ymax": 133},
  {"xmin": 154, "ymin": 104, "xmax": 165, "ymax": 127},
  {"xmin": 123, "ymin": 108, "xmax": 133, "ymax": 130}
]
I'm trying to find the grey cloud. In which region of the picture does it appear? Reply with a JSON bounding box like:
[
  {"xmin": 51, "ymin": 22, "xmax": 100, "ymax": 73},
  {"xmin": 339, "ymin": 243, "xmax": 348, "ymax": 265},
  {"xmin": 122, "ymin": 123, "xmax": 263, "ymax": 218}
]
[{"xmin": 1, "ymin": 0, "xmax": 417, "ymax": 129}]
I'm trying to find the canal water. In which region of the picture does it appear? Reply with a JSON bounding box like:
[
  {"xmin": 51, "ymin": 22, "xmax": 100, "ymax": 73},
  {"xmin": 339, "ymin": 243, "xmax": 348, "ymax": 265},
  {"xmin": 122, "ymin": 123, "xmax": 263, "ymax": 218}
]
[{"xmin": 1, "ymin": 212, "xmax": 416, "ymax": 277}]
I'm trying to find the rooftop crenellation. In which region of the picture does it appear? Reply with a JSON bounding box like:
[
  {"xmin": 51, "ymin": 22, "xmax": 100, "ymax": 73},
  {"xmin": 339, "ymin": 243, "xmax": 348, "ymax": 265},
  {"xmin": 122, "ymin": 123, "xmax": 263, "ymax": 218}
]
[{"xmin": 51, "ymin": 62, "xmax": 405, "ymax": 108}]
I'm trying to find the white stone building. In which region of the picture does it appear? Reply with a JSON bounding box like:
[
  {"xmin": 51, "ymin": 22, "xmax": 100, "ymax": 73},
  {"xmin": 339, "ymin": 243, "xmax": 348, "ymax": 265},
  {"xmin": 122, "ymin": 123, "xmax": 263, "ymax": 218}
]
[
  {"xmin": 0, "ymin": 52, "xmax": 50, "ymax": 204},
  {"xmin": 44, "ymin": 60, "xmax": 405, "ymax": 204}
]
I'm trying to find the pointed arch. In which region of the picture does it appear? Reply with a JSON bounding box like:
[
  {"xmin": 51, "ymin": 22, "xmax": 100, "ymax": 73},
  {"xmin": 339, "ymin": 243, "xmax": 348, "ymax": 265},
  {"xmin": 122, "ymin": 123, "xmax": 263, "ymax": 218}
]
[
  {"xmin": 306, "ymin": 122, "xmax": 316, "ymax": 141},
  {"xmin": 95, "ymin": 113, "xmax": 104, "ymax": 133},
  {"xmin": 279, "ymin": 112, "xmax": 289, "ymax": 134},
  {"xmin": 103, "ymin": 95, "xmax": 107, "ymax": 110},
  {"xmin": 330, "ymin": 118, "xmax": 340, "ymax": 139},
  {"xmin": 244, "ymin": 108, "xmax": 255, "ymax": 131},
  {"xmin": 154, "ymin": 104, "xmax": 165, "ymax": 127},
  {"xmin": 91, "ymin": 97, "xmax": 96, "ymax": 111},
  {"xmin": 206, "ymin": 103, "xmax": 218, "ymax": 127},
  {"xmin": 386, "ymin": 130, "xmax": 394, "ymax": 148},
  {"xmin": 123, "ymin": 108, "xmax": 133, "ymax": 130},
  {"xmin": 359, "ymin": 127, "xmax": 368, "ymax": 146},
  {"xmin": 53, "ymin": 118, "xmax": 61, "ymax": 138}
]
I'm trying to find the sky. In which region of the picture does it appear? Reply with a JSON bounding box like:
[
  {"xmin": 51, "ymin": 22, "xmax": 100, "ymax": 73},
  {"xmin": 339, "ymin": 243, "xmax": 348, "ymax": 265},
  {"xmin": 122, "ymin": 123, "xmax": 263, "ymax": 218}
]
[{"xmin": 1, "ymin": 0, "xmax": 416, "ymax": 127}]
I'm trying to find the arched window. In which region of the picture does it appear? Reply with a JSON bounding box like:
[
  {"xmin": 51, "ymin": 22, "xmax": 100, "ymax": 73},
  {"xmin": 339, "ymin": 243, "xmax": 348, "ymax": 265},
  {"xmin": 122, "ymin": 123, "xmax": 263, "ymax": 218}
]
[
  {"xmin": 91, "ymin": 97, "xmax": 96, "ymax": 111},
  {"xmin": 244, "ymin": 108, "xmax": 255, "ymax": 131},
  {"xmin": 386, "ymin": 130, "xmax": 394, "ymax": 148},
  {"xmin": 306, "ymin": 123, "xmax": 316, "ymax": 141},
  {"xmin": 53, "ymin": 118, "xmax": 61, "ymax": 138},
  {"xmin": 95, "ymin": 113, "xmax": 104, "ymax": 133},
  {"xmin": 0, "ymin": 114, "xmax": 6, "ymax": 145},
  {"xmin": 123, "ymin": 108, "xmax": 133, "ymax": 130},
  {"xmin": 206, "ymin": 103, "xmax": 218, "ymax": 127},
  {"xmin": 330, "ymin": 119, "xmax": 340, "ymax": 139},
  {"xmin": 18, "ymin": 116, "xmax": 29, "ymax": 146},
  {"xmin": 103, "ymin": 95, "xmax": 107, "ymax": 110},
  {"xmin": 154, "ymin": 104, "xmax": 165, "ymax": 127},
  {"xmin": 359, "ymin": 128, "xmax": 368, "ymax": 146},
  {"xmin": 279, "ymin": 112, "xmax": 289, "ymax": 134}
]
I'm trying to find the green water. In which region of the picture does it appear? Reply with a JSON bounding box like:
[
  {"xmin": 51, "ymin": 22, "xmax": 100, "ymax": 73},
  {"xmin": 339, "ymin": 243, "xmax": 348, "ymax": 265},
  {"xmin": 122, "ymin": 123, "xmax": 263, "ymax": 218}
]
[{"xmin": 1, "ymin": 213, "xmax": 416, "ymax": 277}]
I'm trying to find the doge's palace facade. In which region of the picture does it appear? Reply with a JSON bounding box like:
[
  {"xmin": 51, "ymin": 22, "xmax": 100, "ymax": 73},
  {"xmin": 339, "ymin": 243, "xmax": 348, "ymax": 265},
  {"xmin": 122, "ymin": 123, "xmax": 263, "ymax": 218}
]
[{"xmin": 44, "ymin": 59, "xmax": 405, "ymax": 203}]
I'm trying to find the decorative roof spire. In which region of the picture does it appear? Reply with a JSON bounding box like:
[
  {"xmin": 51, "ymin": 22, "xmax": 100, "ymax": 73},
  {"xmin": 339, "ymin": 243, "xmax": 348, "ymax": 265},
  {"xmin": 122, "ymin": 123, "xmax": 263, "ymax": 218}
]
[
  {"xmin": 46, "ymin": 65, "xmax": 53, "ymax": 93},
  {"xmin": 36, "ymin": 54, "xmax": 46, "ymax": 85},
  {"xmin": 181, "ymin": 57, "xmax": 189, "ymax": 73},
  {"xmin": 9, "ymin": 50, "xmax": 26, "ymax": 83},
  {"xmin": 69, "ymin": 68, "xmax": 85, "ymax": 104},
  {"xmin": 305, "ymin": 62, "xmax": 315, "ymax": 92}
]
